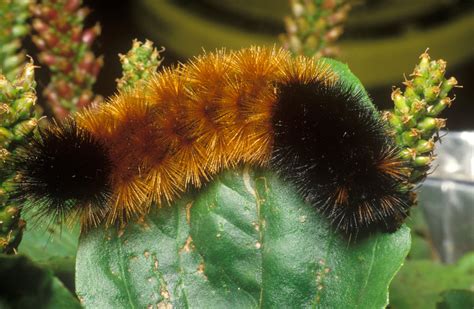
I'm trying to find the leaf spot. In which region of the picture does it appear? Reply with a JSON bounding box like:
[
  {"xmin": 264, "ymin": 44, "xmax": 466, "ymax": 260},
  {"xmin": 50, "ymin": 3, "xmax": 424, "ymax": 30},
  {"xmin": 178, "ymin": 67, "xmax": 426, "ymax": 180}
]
[
  {"xmin": 243, "ymin": 165, "xmax": 256, "ymax": 198},
  {"xmin": 252, "ymin": 222, "xmax": 260, "ymax": 231},
  {"xmin": 157, "ymin": 302, "xmax": 172, "ymax": 309},
  {"xmin": 185, "ymin": 202, "xmax": 193, "ymax": 224},
  {"xmin": 118, "ymin": 227, "xmax": 125, "ymax": 238},
  {"xmin": 255, "ymin": 241, "xmax": 262, "ymax": 249},
  {"xmin": 180, "ymin": 236, "xmax": 194, "ymax": 253},
  {"xmin": 197, "ymin": 262, "xmax": 205, "ymax": 274},
  {"xmin": 144, "ymin": 250, "xmax": 150, "ymax": 258},
  {"xmin": 137, "ymin": 215, "xmax": 150, "ymax": 229},
  {"xmin": 161, "ymin": 287, "xmax": 170, "ymax": 299},
  {"xmin": 299, "ymin": 215, "xmax": 307, "ymax": 223}
]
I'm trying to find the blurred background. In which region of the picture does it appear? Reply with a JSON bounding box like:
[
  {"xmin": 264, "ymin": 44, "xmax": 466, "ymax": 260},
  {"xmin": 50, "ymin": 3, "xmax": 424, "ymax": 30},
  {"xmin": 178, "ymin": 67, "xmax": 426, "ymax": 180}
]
[{"xmin": 72, "ymin": 0, "xmax": 474, "ymax": 130}]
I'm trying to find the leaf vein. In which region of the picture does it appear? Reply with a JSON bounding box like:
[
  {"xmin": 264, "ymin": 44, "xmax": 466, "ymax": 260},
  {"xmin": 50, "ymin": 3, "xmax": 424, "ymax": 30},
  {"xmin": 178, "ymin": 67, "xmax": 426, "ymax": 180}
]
[
  {"xmin": 116, "ymin": 236, "xmax": 137, "ymax": 309},
  {"xmin": 357, "ymin": 238, "xmax": 379, "ymax": 307}
]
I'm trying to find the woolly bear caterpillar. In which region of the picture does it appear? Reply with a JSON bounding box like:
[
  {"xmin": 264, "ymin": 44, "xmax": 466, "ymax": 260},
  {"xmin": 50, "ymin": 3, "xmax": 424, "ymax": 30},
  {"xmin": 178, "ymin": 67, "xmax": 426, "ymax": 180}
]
[{"xmin": 13, "ymin": 47, "xmax": 411, "ymax": 235}]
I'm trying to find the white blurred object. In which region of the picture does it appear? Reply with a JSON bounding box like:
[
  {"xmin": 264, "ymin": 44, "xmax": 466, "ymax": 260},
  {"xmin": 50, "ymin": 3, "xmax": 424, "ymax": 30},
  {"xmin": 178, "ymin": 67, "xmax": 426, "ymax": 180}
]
[
  {"xmin": 430, "ymin": 131, "xmax": 474, "ymax": 182},
  {"xmin": 418, "ymin": 131, "xmax": 474, "ymax": 264}
]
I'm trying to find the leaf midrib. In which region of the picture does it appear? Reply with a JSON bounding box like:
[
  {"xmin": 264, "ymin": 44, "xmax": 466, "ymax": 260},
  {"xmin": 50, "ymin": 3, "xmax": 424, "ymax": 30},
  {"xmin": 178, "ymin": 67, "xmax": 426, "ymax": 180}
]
[
  {"xmin": 356, "ymin": 238, "xmax": 378, "ymax": 307},
  {"xmin": 219, "ymin": 169, "xmax": 265, "ymax": 308},
  {"xmin": 175, "ymin": 207, "xmax": 190, "ymax": 308},
  {"xmin": 116, "ymin": 235, "xmax": 136, "ymax": 309}
]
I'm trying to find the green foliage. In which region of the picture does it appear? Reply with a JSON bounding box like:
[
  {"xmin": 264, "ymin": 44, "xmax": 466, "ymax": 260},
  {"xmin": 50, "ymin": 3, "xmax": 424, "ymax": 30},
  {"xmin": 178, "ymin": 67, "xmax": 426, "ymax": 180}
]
[
  {"xmin": 18, "ymin": 214, "xmax": 80, "ymax": 293},
  {"xmin": 0, "ymin": 0, "xmax": 33, "ymax": 80},
  {"xmin": 390, "ymin": 253, "xmax": 474, "ymax": 309},
  {"xmin": 18, "ymin": 222, "xmax": 79, "ymax": 263},
  {"xmin": 0, "ymin": 61, "xmax": 38, "ymax": 254},
  {"xmin": 0, "ymin": 254, "xmax": 81, "ymax": 308},
  {"xmin": 76, "ymin": 168, "xmax": 411, "ymax": 308},
  {"xmin": 405, "ymin": 205, "xmax": 437, "ymax": 260},
  {"xmin": 436, "ymin": 289, "xmax": 474, "ymax": 309}
]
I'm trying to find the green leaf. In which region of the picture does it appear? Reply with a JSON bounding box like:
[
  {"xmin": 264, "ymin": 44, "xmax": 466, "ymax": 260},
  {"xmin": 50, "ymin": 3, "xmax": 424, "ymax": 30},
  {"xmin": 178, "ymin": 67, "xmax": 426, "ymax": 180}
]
[
  {"xmin": 17, "ymin": 217, "xmax": 79, "ymax": 294},
  {"xmin": 406, "ymin": 206, "xmax": 436, "ymax": 260},
  {"xmin": 0, "ymin": 254, "xmax": 81, "ymax": 309},
  {"xmin": 38, "ymin": 256, "xmax": 77, "ymax": 296},
  {"xmin": 18, "ymin": 218, "xmax": 80, "ymax": 262},
  {"xmin": 436, "ymin": 289, "xmax": 474, "ymax": 309},
  {"xmin": 390, "ymin": 252, "xmax": 474, "ymax": 309},
  {"xmin": 76, "ymin": 168, "xmax": 411, "ymax": 308}
]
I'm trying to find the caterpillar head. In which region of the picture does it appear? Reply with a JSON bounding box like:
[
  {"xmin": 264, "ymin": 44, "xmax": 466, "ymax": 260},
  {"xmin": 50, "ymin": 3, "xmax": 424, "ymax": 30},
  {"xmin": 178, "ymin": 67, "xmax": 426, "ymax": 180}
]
[{"xmin": 13, "ymin": 120, "xmax": 113, "ymax": 226}]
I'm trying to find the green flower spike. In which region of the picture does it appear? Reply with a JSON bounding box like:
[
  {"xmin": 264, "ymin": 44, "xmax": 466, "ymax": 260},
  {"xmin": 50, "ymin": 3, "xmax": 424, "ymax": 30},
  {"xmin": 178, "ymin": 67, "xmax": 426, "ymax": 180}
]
[
  {"xmin": 0, "ymin": 0, "xmax": 34, "ymax": 80},
  {"xmin": 280, "ymin": 0, "xmax": 352, "ymax": 58},
  {"xmin": 384, "ymin": 50, "xmax": 460, "ymax": 185},
  {"xmin": 0, "ymin": 60, "xmax": 38, "ymax": 254},
  {"xmin": 116, "ymin": 39, "xmax": 164, "ymax": 91}
]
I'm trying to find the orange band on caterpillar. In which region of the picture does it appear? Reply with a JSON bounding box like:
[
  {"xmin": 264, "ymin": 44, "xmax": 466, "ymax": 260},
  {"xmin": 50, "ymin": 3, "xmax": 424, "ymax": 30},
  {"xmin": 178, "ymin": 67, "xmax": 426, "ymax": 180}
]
[{"xmin": 13, "ymin": 47, "xmax": 411, "ymax": 235}]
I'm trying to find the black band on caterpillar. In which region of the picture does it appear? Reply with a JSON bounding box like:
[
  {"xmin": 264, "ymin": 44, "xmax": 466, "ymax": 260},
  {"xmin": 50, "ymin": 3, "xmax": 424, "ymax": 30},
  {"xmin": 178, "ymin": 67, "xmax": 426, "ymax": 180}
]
[
  {"xmin": 271, "ymin": 77, "xmax": 411, "ymax": 235},
  {"xmin": 13, "ymin": 120, "xmax": 113, "ymax": 225}
]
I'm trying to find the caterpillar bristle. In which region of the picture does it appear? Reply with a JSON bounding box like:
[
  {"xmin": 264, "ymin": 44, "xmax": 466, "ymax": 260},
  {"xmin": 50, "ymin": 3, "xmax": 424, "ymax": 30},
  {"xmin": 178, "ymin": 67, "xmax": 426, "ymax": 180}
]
[{"xmin": 13, "ymin": 46, "xmax": 412, "ymax": 236}]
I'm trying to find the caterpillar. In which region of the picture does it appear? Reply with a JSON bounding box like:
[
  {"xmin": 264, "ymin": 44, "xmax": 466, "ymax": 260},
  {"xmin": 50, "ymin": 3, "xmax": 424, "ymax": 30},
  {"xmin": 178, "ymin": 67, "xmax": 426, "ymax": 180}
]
[{"xmin": 13, "ymin": 47, "xmax": 411, "ymax": 235}]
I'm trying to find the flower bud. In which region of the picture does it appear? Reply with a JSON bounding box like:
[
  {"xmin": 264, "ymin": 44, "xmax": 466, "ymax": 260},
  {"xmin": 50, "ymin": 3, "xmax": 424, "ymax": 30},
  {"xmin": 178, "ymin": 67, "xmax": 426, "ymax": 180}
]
[{"xmin": 415, "ymin": 139, "xmax": 434, "ymax": 154}]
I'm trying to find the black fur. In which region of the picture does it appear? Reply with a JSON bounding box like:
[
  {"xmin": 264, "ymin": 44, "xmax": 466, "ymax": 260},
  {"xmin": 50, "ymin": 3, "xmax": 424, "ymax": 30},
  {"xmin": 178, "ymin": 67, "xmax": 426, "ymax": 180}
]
[
  {"xmin": 12, "ymin": 120, "xmax": 112, "ymax": 222},
  {"xmin": 271, "ymin": 79, "xmax": 411, "ymax": 236}
]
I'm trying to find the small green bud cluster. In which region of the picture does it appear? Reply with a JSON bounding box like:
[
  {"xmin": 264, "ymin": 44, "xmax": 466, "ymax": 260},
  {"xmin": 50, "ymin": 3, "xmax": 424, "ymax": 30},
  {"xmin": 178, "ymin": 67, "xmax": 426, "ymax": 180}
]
[
  {"xmin": 280, "ymin": 0, "xmax": 352, "ymax": 58},
  {"xmin": 116, "ymin": 39, "xmax": 164, "ymax": 91},
  {"xmin": 0, "ymin": 61, "xmax": 38, "ymax": 253},
  {"xmin": 0, "ymin": 0, "xmax": 34, "ymax": 80},
  {"xmin": 384, "ymin": 50, "xmax": 459, "ymax": 184},
  {"xmin": 31, "ymin": 0, "xmax": 103, "ymax": 118}
]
